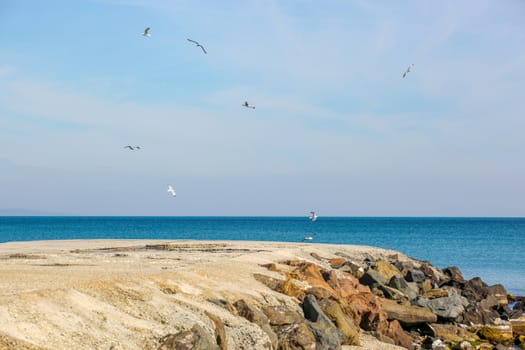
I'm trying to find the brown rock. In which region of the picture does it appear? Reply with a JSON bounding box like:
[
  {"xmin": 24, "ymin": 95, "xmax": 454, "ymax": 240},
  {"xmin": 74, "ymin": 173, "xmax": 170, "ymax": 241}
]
[
  {"xmin": 478, "ymin": 323, "xmax": 514, "ymax": 345},
  {"xmin": 275, "ymin": 322, "xmax": 316, "ymax": 350},
  {"xmin": 374, "ymin": 260, "xmax": 402, "ymax": 281},
  {"xmin": 205, "ymin": 311, "xmax": 228, "ymax": 350},
  {"xmin": 262, "ymin": 305, "xmax": 303, "ymax": 326},
  {"xmin": 431, "ymin": 323, "xmax": 479, "ymax": 344},
  {"xmin": 254, "ymin": 273, "xmax": 284, "ymax": 292},
  {"xmin": 282, "ymin": 278, "xmax": 307, "ymax": 301},
  {"xmin": 322, "ymin": 270, "xmax": 341, "ymax": 291},
  {"xmin": 487, "ymin": 284, "xmax": 508, "ymax": 307},
  {"xmin": 381, "ymin": 299, "xmax": 437, "ymax": 326},
  {"xmin": 510, "ymin": 316, "xmax": 525, "ymax": 336},
  {"xmin": 234, "ymin": 299, "xmax": 278, "ymax": 350},
  {"xmin": 318, "ymin": 299, "xmax": 360, "ymax": 345},
  {"xmin": 328, "ymin": 258, "xmax": 347, "ymax": 269},
  {"xmin": 384, "ymin": 320, "xmax": 413, "ymax": 349},
  {"xmin": 422, "ymin": 288, "xmax": 449, "ymax": 299},
  {"xmin": 157, "ymin": 324, "xmax": 220, "ymax": 350},
  {"xmin": 261, "ymin": 263, "xmax": 280, "ymax": 272}
]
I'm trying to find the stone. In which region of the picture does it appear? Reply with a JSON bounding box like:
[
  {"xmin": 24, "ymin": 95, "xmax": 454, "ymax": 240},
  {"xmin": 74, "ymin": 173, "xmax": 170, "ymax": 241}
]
[
  {"xmin": 374, "ymin": 260, "xmax": 402, "ymax": 281},
  {"xmin": 319, "ymin": 299, "xmax": 360, "ymax": 345},
  {"xmin": 281, "ymin": 277, "xmax": 308, "ymax": 301},
  {"xmin": 457, "ymin": 341, "xmax": 475, "ymax": 350},
  {"xmin": 359, "ymin": 269, "xmax": 387, "ymax": 287},
  {"xmin": 381, "ymin": 299, "xmax": 437, "ymax": 326},
  {"xmin": 443, "ymin": 266, "xmax": 465, "ymax": 283},
  {"xmin": 478, "ymin": 323, "xmax": 514, "ymax": 346},
  {"xmin": 423, "ymin": 288, "xmax": 449, "ymax": 299},
  {"xmin": 205, "ymin": 311, "xmax": 228, "ymax": 350},
  {"xmin": 234, "ymin": 299, "xmax": 278, "ymax": 350},
  {"xmin": 322, "ymin": 270, "xmax": 341, "ymax": 291},
  {"xmin": 487, "ymin": 284, "xmax": 508, "ymax": 307},
  {"xmin": 378, "ymin": 284, "xmax": 410, "ymax": 301},
  {"xmin": 431, "ymin": 323, "xmax": 479, "ymax": 345},
  {"xmin": 388, "ymin": 275, "xmax": 418, "ymax": 300},
  {"xmin": 384, "ymin": 320, "xmax": 414, "ymax": 349},
  {"xmin": 406, "ymin": 269, "xmax": 426, "ymax": 283},
  {"xmin": 307, "ymin": 322, "xmax": 342, "ymax": 350},
  {"xmin": 302, "ymin": 295, "xmax": 343, "ymax": 349},
  {"xmin": 431, "ymin": 339, "xmax": 447, "ymax": 350},
  {"xmin": 425, "ymin": 294, "xmax": 469, "ymax": 320},
  {"xmin": 329, "ymin": 257, "xmax": 347, "ymax": 268},
  {"xmin": 262, "ymin": 305, "xmax": 303, "ymax": 326},
  {"xmin": 302, "ymin": 294, "xmax": 336, "ymax": 329},
  {"xmin": 275, "ymin": 322, "xmax": 316, "ymax": 350},
  {"xmin": 462, "ymin": 277, "xmax": 488, "ymax": 302},
  {"xmin": 157, "ymin": 324, "xmax": 220, "ymax": 350},
  {"xmin": 339, "ymin": 261, "xmax": 365, "ymax": 279},
  {"xmin": 511, "ymin": 316, "xmax": 525, "ymax": 336},
  {"xmin": 254, "ymin": 273, "xmax": 284, "ymax": 291}
]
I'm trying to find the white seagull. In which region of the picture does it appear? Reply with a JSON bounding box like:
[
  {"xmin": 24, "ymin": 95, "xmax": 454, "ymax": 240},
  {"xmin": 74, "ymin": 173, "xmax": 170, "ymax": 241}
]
[
  {"xmin": 167, "ymin": 185, "xmax": 176, "ymax": 197},
  {"xmin": 242, "ymin": 101, "xmax": 255, "ymax": 109},
  {"xmin": 187, "ymin": 38, "xmax": 207, "ymax": 54},
  {"xmin": 402, "ymin": 64, "xmax": 414, "ymax": 78},
  {"xmin": 302, "ymin": 233, "xmax": 315, "ymax": 242},
  {"xmin": 309, "ymin": 211, "xmax": 318, "ymax": 222},
  {"xmin": 142, "ymin": 27, "xmax": 151, "ymax": 37}
]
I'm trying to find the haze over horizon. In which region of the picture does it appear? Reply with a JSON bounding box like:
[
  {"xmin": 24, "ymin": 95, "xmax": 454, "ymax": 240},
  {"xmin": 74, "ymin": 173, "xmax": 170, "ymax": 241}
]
[{"xmin": 1, "ymin": 0, "xmax": 524, "ymax": 216}]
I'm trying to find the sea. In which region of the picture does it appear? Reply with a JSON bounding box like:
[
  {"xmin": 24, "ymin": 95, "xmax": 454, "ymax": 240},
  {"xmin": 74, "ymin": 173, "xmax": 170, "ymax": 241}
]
[{"xmin": 0, "ymin": 216, "xmax": 524, "ymax": 296}]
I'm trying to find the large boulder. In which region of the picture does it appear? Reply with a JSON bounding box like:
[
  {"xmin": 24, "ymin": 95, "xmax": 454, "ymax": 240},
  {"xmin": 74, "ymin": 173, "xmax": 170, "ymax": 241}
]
[
  {"xmin": 510, "ymin": 316, "xmax": 525, "ymax": 336},
  {"xmin": 318, "ymin": 298, "xmax": 360, "ymax": 345},
  {"xmin": 388, "ymin": 275, "xmax": 418, "ymax": 300},
  {"xmin": 275, "ymin": 322, "xmax": 316, "ymax": 350},
  {"xmin": 478, "ymin": 321, "xmax": 514, "ymax": 346},
  {"xmin": 381, "ymin": 299, "xmax": 437, "ymax": 326},
  {"xmin": 359, "ymin": 269, "xmax": 388, "ymax": 287},
  {"xmin": 302, "ymin": 295, "xmax": 342, "ymax": 349},
  {"xmin": 234, "ymin": 299, "xmax": 278, "ymax": 349},
  {"xmin": 374, "ymin": 260, "xmax": 402, "ymax": 282},
  {"xmin": 405, "ymin": 269, "xmax": 426, "ymax": 283},
  {"xmin": 421, "ymin": 294, "xmax": 469, "ymax": 320},
  {"xmin": 158, "ymin": 324, "xmax": 220, "ymax": 350},
  {"xmin": 262, "ymin": 305, "xmax": 304, "ymax": 327}
]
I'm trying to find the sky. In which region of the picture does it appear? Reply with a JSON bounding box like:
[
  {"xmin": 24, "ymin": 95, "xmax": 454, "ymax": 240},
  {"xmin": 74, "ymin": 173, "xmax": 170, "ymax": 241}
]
[{"xmin": 0, "ymin": 0, "xmax": 524, "ymax": 216}]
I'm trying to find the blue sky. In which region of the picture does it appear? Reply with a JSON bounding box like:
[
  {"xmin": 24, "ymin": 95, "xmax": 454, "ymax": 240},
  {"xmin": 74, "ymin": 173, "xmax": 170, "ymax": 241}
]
[{"xmin": 1, "ymin": 0, "xmax": 524, "ymax": 216}]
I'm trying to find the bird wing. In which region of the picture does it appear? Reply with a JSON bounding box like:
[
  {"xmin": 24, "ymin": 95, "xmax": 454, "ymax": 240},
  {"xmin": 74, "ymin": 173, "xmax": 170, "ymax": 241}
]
[
  {"xmin": 402, "ymin": 72, "xmax": 407, "ymax": 78},
  {"xmin": 199, "ymin": 45, "xmax": 207, "ymax": 54},
  {"xmin": 187, "ymin": 38, "xmax": 198, "ymax": 44},
  {"xmin": 144, "ymin": 27, "xmax": 150, "ymax": 34}
]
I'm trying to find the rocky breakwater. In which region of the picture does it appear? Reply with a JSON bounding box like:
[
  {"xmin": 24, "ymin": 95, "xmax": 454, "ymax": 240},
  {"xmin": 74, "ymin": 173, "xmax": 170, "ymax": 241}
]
[
  {"xmin": 243, "ymin": 252, "xmax": 525, "ymax": 350},
  {"xmin": 1, "ymin": 240, "xmax": 523, "ymax": 350}
]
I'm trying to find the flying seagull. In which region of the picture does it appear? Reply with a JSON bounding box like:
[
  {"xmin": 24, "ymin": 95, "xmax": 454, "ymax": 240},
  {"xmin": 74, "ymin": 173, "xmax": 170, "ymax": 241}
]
[
  {"xmin": 167, "ymin": 185, "xmax": 176, "ymax": 197},
  {"xmin": 242, "ymin": 101, "xmax": 255, "ymax": 109},
  {"xmin": 124, "ymin": 146, "xmax": 141, "ymax": 150},
  {"xmin": 142, "ymin": 27, "xmax": 151, "ymax": 37},
  {"xmin": 402, "ymin": 64, "xmax": 414, "ymax": 78},
  {"xmin": 309, "ymin": 211, "xmax": 318, "ymax": 222},
  {"xmin": 187, "ymin": 38, "xmax": 207, "ymax": 54}
]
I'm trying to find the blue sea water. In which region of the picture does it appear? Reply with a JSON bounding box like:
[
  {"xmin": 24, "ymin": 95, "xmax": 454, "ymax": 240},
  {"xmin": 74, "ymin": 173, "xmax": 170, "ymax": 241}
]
[{"xmin": 1, "ymin": 216, "xmax": 524, "ymax": 295}]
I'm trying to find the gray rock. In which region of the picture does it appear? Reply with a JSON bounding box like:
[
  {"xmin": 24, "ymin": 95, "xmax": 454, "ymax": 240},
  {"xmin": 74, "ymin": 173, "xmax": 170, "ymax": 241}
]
[
  {"xmin": 359, "ymin": 269, "xmax": 387, "ymax": 287},
  {"xmin": 406, "ymin": 269, "xmax": 426, "ymax": 283},
  {"xmin": 388, "ymin": 275, "xmax": 419, "ymax": 300},
  {"xmin": 302, "ymin": 294, "xmax": 342, "ymax": 349},
  {"xmin": 426, "ymin": 294, "xmax": 469, "ymax": 320}
]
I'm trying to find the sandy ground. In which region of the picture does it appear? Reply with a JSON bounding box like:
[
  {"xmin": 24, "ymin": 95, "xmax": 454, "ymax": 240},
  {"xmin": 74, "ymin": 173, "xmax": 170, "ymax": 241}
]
[{"xmin": 0, "ymin": 240, "xmax": 408, "ymax": 350}]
